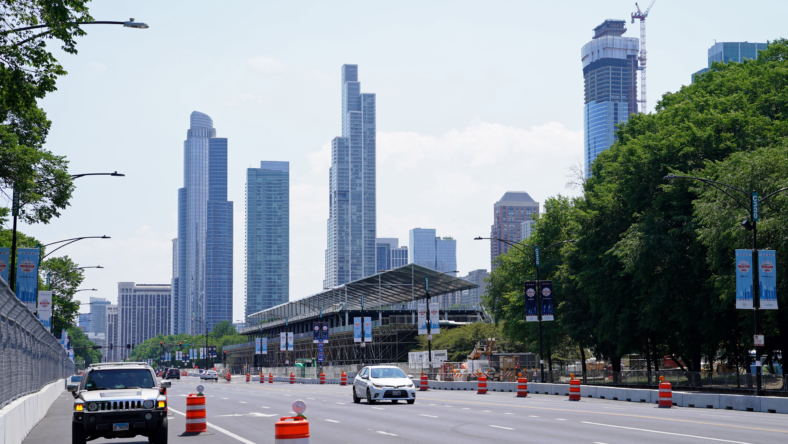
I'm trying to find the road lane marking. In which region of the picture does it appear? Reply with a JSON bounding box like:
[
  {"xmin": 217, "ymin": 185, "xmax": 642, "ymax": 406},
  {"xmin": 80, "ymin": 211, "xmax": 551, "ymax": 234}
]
[
  {"xmin": 529, "ymin": 416, "xmax": 539, "ymax": 418},
  {"xmin": 504, "ymin": 413, "xmax": 513, "ymax": 415},
  {"xmin": 336, "ymin": 402, "xmax": 346, "ymax": 405},
  {"xmin": 260, "ymin": 406, "xmax": 269, "ymax": 409},
  {"xmin": 222, "ymin": 398, "xmax": 228, "ymax": 400},
  {"xmin": 420, "ymin": 414, "xmax": 439, "ymax": 418},
  {"xmin": 239, "ymin": 401, "xmax": 247, "ymax": 404},
  {"xmin": 490, "ymin": 425, "xmax": 514, "ymax": 430},
  {"xmin": 377, "ymin": 431, "xmax": 398, "ymax": 436},
  {"xmin": 170, "ymin": 408, "xmax": 255, "ymax": 444},
  {"xmin": 483, "ymin": 410, "xmax": 492, "ymax": 412},
  {"xmin": 325, "ymin": 419, "xmax": 339, "ymax": 423},
  {"xmin": 556, "ymin": 418, "xmax": 566, "ymax": 421},
  {"xmin": 582, "ymin": 422, "xmax": 753, "ymax": 444},
  {"xmin": 372, "ymin": 407, "xmax": 385, "ymax": 410},
  {"xmin": 308, "ymin": 398, "xmax": 315, "ymax": 400}
]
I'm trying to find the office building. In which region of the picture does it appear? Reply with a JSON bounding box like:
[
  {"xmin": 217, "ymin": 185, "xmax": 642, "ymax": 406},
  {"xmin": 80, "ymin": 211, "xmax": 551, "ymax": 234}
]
[
  {"xmin": 173, "ymin": 111, "xmax": 233, "ymax": 334},
  {"xmin": 105, "ymin": 305, "xmax": 119, "ymax": 362},
  {"xmin": 391, "ymin": 246, "xmax": 409, "ymax": 268},
  {"xmin": 246, "ymin": 161, "xmax": 289, "ymax": 318},
  {"xmin": 118, "ymin": 282, "xmax": 171, "ymax": 349},
  {"xmin": 409, "ymin": 229, "xmax": 457, "ymax": 275},
  {"xmin": 376, "ymin": 238, "xmax": 400, "ymax": 272},
  {"xmin": 582, "ymin": 19, "xmax": 639, "ymax": 177},
  {"xmin": 519, "ymin": 220, "xmax": 535, "ymax": 241},
  {"xmin": 462, "ymin": 269, "xmax": 489, "ymax": 306},
  {"xmin": 324, "ymin": 64, "xmax": 377, "ymax": 288},
  {"xmin": 170, "ymin": 238, "xmax": 178, "ymax": 335},
  {"xmin": 490, "ymin": 192, "xmax": 540, "ymax": 269},
  {"xmin": 86, "ymin": 332, "xmax": 106, "ymax": 361},
  {"xmin": 89, "ymin": 297, "xmax": 110, "ymax": 335},
  {"xmin": 78, "ymin": 313, "xmax": 91, "ymax": 332},
  {"xmin": 692, "ymin": 41, "xmax": 768, "ymax": 82}
]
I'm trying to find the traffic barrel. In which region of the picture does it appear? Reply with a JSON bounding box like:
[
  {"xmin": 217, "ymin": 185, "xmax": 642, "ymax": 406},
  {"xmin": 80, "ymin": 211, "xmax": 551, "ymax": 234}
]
[
  {"xmin": 290, "ymin": 372, "xmax": 295, "ymax": 384},
  {"xmin": 319, "ymin": 372, "xmax": 326, "ymax": 384},
  {"xmin": 516, "ymin": 373, "xmax": 528, "ymax": 398},
  {"xmin": 269, "ymin": 373, "xmax": 273, "ymax": 384},
  {"xmin": 419, "ymin": 372, "xmax": 429, "ymax": 391},
  {"xmin": 226, "ymin": 372, "xmax": 231, "ymax": 382},
  {"xmin": 275, "ymin": 416, "xmax": 309, "ymax": 443},
  {"xmin": 246, "ymin": 373, "xmax": 250, "ymax": 383},
  {"xmin": 340, "ymin": 371, "xmax": 347, "ymax": 386},
  {"xmin": 185, "ymin": 394, "xmax": 207, "ymax": 434},
  {"xmin": 260, "ymin": 371, "xmax": 264, "ymax": 384},
  {"xmin": 568, "ymin": 374, "xmax": 581, "ymax": 401},
  {"xmin": 658, "ymin": 376, "xmax": 672, "ymax": 408},
  {"xmin": 477, "ymin": 372, "xmax": 488, "ymax": 395}
]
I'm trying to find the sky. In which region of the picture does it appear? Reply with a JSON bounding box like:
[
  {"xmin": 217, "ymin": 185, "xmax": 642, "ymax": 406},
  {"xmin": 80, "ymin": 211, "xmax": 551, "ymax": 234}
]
[{"xmin": 10, "ymin": 0, "xmax": 786, "ymax": 320}]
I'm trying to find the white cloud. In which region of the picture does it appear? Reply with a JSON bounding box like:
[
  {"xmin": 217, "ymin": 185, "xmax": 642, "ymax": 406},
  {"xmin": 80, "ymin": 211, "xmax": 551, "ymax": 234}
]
[
  {"xmin": 247, "ymin": 56, "xmax": 284, "ymax": 74},
  {"xmin": 88, "ymin": 62, "xmax": 106, "ymax": 72}
]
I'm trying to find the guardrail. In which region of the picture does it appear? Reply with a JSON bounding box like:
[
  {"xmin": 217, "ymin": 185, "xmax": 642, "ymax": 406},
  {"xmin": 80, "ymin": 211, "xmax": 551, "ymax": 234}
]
[{"xmin": 0, "ymin": 277, "xmax": 75, "ymax": 408}]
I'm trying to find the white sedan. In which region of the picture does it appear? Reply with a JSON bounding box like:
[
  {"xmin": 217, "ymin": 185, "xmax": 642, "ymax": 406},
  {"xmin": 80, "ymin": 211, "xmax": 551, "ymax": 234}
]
[
  {"xmin": 202, "ymin": 370, "xmax": 219, "ymax": 381},
  {"xmin": 353, "ymin": 365, "xmax": 416, "ymax": 404}
]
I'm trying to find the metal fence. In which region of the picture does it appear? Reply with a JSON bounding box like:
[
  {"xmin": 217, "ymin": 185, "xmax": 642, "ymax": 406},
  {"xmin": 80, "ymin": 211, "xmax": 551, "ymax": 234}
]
[{"xmin": 0, "ymin": 278, "xmax": 75, "ymax": 408}]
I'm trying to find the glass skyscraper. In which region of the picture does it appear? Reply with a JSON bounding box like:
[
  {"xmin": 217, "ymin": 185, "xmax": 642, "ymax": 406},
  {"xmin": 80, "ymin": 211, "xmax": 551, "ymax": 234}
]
[
  {"xmin": 245, "ymin": 161, "xmax": 289, "ymax": 318},
  {"xmin": 324, "ymin": 65, "xmax": 377, "ymax": 287},
  {"xmin": 173, "ymin": 111, "xmax": 233, "ymax": 335},
  {"xmin": 409, "ymin": 228, "xmax": 457, "ymax": 276},
  {"xmin": 581, "ymin": 20, "xmax": 639, "ymax": 177},
  {"xmin": 692, "ymin": 42, "xmax": 768, "ymax": 82}
]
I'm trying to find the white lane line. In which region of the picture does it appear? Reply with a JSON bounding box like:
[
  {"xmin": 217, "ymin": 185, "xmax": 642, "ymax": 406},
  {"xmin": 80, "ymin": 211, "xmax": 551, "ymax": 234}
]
[
  {"xmin": 170, "ymin": 408, "xmax": 255, "ymax": 444},
  {"xmin": 529, "ymin": 415, "xmax": 539, "ymax": 418},
  {"xmin": 594, "ymin": 442, "xmax": 609, "ymax": 444},
  {"xmin": 239, "ymin": 401, "xmax": 247, "ymax": 404},
  {"xmin": 372, "ymin": 407, "xmax": 385, "ymax": 410},
  {"xmin": 556, "ymin": 418, "xmax": 566, "ymax": 421},
  {"xmin": 308, "ymin": 398, "xmax": 315, "ymax": 400},
  {"xmin": 581, "ymin": 422, "xmax": 753, "ymax": 444},
  {"xmin": 377, "ymin": 431, "xmax": 398, "ymax": 436},
  {"xmin": 420, "ymin": 414, "xmax": 439, "ymax": 418},
  {"xmin": 222, "ymin": 398, "xmax": 228, "ymax": 400},
  {"xmin": 490, "ymin": 425, "xmax": 514, "ymax": 430},
  {"xmin": 325, "ymin": 419, "xmax": 339, "ymax": 423},
  {"xmin": 483, "ymin": 410, "xmax": 492, "ymax": 413},
  {"xmin": 504, "ymin": 413, "xmax": 514, "ymax": 415},
  {"xmin": 260, "ymin": 406, "xmax": 269, "ymax": 409},
  {"xmin": 336, "ymin": 402, "xmax": 346, "ymax": 405},
  {"xmin": 462, "ymin": 408, "xmax": 470, "ymax": 410}
]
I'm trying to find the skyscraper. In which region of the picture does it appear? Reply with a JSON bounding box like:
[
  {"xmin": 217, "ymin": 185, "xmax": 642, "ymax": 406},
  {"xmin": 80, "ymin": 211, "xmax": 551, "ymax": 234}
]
[
  {"xmin": 376, "ymin": 238, "xmax": 399, "ymax": 272},
  {"xmin": 324, "ymin": 65, "xmax": 377, "ymax": 288},
  {"xmin": 118, "ymin": 282, "xmax": 171, "ymax": 349},
  {"xmin": 409, "ymin": 229, "xmax": 457, "ymax": 276},
  {"xmin": 245, "ymin": 161, "xmax": 289, "ymax": 318},
  {"xmin": 173, "ymin": 111, "xmax": 233, "ymax": 334},
  {"xmin": 582, "ymin": 20, "xmax": 639, "ymax": 177},
  {"xmin": 89, "ymin": 297, "xmax": 110, "ymax": 335},
  {"xmin": 105, "ymin": 305, "xmax": 119, "ymax": 362},
  {"xmin": 490, "ymin": 192, "xmax": 540, "ymax": 269},
  {"xmin": 692, "ymin": 42, "xmax": 768, "ymax": 82}
]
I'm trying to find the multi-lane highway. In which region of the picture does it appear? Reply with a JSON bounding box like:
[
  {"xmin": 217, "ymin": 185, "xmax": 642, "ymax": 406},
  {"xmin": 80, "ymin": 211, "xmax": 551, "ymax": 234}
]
[{"xmin": 24, "ymin": 376, "xmax": 788, "ymax": 443}]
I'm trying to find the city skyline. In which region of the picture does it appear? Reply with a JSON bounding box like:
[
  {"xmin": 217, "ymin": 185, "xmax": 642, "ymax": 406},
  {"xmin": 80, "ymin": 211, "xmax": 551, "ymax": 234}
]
[{"xmin": 28, "ymin": 1, "xmax": 783, "ymax": 322}]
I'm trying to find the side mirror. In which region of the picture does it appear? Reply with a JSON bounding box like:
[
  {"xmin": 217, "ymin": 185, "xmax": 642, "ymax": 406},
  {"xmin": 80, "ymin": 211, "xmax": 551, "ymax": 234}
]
[
  {"xmin": 362, "ymin": 375, "xmax": 368, "ymax": 380},
  {"xmin": 67, "ymin": 383, "xmax": 79, "ymax": 392},
  {"xmin": 160, "ymin": 381, "xmax": 172, "ymax": 388}
]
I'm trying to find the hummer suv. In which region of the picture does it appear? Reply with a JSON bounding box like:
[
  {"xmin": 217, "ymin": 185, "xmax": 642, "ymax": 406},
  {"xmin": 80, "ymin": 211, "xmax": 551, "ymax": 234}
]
[{"xmin": 69, "ymin": 362, "xmax": 170, "ymax": 444}]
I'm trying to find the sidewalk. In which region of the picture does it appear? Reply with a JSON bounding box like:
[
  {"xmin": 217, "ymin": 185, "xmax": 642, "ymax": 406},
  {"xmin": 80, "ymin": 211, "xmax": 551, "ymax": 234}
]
[{"xmin": 22, "ymin": 391, "xmax": 75, "ymax": 444}]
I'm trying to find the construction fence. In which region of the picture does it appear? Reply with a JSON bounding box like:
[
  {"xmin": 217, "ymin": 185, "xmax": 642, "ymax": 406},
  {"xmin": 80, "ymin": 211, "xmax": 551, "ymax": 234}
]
[{"xmin": 0, "ymin": 278, "xmax": 75, "ymax": 408}]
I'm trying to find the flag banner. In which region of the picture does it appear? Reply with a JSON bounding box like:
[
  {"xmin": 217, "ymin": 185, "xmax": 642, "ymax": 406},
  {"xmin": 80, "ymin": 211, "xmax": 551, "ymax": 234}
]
[
  {"xmin": 321, "ymin": 322, "xmax": 329, "ymax": 343},
  {"xmin": 287, "ymin": 332, "xmax": 294, "ymax": 351},
  {"xmin": 37, "ymin": 291, "xmax": 52, "ymax": 332},
  {"xmin": 68, "ymin": 349, "xmax": 74, "ymax": 362},
  {"xmin": 540, "ymin": 280, "xmax": 554, "ymax": 321},
  {"xmin": 255, "ymin": 338, "xmax": 262, "ymax": 354},
  {"xmin": 0, "ymin": 247, "xmax": 9, "ymax": 283},
  {"xmin": 191, "ymin": 349, "xmax": 195, "ymax": 360},
  {"xmin": 736, "ymin": 249, "xmax": 754, "ymax": 309},
  {"xmin": 176, "ymin": 351, "xmax": 181, "ymax": 360},
  {"xmin": 200, "ymin": 348, "xmax": 205, "ymax": 359},
  {"xmin": 16, "ymin": 248, "xmax": 39, "ymax": 312},
  {"xmin": 759, "ymin": 250, "xmax": 779, "ymax": 309},
  {"xmin": 417, "ymin": 303, "xmax": 427, "ymax": 335},
  {"xmin": 262, "ymin": 337, "xmax": 267, "ymax": 354},
  {"xmin": 525, "ymin": 281, "xmax": 538, "ymax": 322},
  {"xmin": 363, "ymin": 317, "xmax": 372, "ymax": 342},
  {"xmin": 313, "ymin": 323, "xmax": 320, "ymax": 343},
  {"xmin": 353, "ymin": 317, "xmax": 362, "ymax": 343},
  {"xmin": 208, "ymin": 346, "xmax": 216, "ymax": 357},
  {"xmin": 429, "ymin": 302, "xmax": 440, "ymax": 334},
  {"xmin": 280, "ymin": 332, "xmax": 287, "ymax": 351}
]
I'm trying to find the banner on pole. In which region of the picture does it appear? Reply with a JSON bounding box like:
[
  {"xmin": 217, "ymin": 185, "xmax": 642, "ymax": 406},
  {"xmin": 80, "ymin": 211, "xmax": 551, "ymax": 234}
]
[
  {"xmin": 313, "ymin": 323, "xmax": 320, "ymax": 343},
  {"xmin": 0, "ymin": 247, "xmax": 9, "ymax": 283},
  {"xmin": 287, "ymin": 332, "xmax": 294, "ymax": 351},
  {"xmin": 16, "ymin": 248, "xmax": 39, "ymax": 312},
  {"xmin": 37, "ymin": 291, "xmax": 52, "ymax": 332},
  {"xmin": 759, "ymin": 250, "xmax": 778, "ymax": 309},
  {"xmin": 280, "ymin": 332, "xmax": 286, "ymax": 351},
  {"xmin": 525, "ymin": 281, "xmax": 538, "ymax": 322},
  {"xmin": 200, "ymin": 348, "xmax": 205, "ymax": 359},
  {"xmin": 321, "ymin": 322, "xmax": 329, "ymax": 343},
  {"xmin": 318, "ymin": 342, "xmax": 324, "ymax": 362},
  {"xmin": 429, "ymin": 303, "xmax": 440, "ymax": 334},
  {"xmin": 208, "ymin": 345, "xmax": 216, "ymax": 357},
  {"xmin": 540, "ymin": 281, "xmax": 554, "ymax": 321},
  {"xmin": 262, "ymin": 337, "xmax": 267, "ymax": 354},
  {"xmin": 417, "ymin": 303, "xmax": 427, "ymax": 335},
  {"xmin": 363, "ymin": 317, "xmax": 372, "ymax": 342},
  {"xmin": 353, "ymin": 317, "xmax": 362, "ymax": 342},
  {"xmin": 255, "ymin": 338, "xmax": 262, "ymax": 355},
  {"xmin": 735, "ymin": 249, "xmax": 754, "ymax": 309}
]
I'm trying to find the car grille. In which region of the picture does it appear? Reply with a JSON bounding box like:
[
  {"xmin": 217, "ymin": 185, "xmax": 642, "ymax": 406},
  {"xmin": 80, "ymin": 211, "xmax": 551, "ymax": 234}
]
[
  {"xmin": 91, "ymin": 400, "xmax": 147, "ymax": 411},
  {"xmin": 383, "ymin": 390, "xmax": 409, "ymax": 398}
]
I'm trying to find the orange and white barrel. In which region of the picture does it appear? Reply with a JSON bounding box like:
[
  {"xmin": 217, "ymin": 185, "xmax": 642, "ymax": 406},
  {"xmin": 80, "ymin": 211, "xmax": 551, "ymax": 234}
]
[
  {"xmin": 185, "ymin": 394, "xmax": 207, "ymax": 433},
  {"xmin": 517, "ymin": 374, "xmax": 528, "ymax": 398},
  {"xmin": 568, "ymin": 374, "xmax": 581, "ymax": 401},
  {"xmin": 269, "ymin": 373, "xmax": 273, "ymax": 384},
  {"xmin": 275, "ymin": 416, "xmax": 309, "ymax": 443},
  {"xmin": 477, "ymin": 373, "xmax": 487, "ymax": 395},
  {"xmin": 246, "ymin": 373, "xmax": 250, "ymax": 383},
  {"xmin": 319, "ymin": 372, "xmax": 326, "ymax": 384},
  {"xmin": 419, "ymin": 372, "xmax": 429, "ymax": 391},
  {"xmin": 340, "ymin": 371, "xmax": 347, "ymax": 386},
  {"xmin": 659, "ymin": 378, "xmax": 672, "ymax": 408},
  {"xmin": 290, "ymin": 372, "xmax": 295, "ymax": 384},
  {"xmin": 260, "ymin": 371, "xmax": 264, "ymax": 384}
]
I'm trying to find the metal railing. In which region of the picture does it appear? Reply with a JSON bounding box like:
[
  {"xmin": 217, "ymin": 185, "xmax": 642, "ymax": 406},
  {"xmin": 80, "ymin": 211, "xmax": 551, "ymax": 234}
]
[{"xmin": 0, "ymin": 278, "xmax": 75, "ymax": 408}]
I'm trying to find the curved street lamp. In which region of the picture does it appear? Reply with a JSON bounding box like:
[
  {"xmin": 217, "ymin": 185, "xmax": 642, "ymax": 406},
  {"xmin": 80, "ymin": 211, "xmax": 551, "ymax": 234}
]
[
  {"xmin": 42, "ymin": 236, "xmax": 111, "ymax": 260},
  {"xmin": 46, "ymin": 265, "xmax": 103, "ymax": 286},
  {"xmin": 3, "ymin": 19, "xmax": 149, "ymax": 46}
]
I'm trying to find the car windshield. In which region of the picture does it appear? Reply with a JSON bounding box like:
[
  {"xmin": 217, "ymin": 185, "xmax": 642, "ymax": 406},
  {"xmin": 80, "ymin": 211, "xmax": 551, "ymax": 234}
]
[
  {"xmin": 84, "ymin": 369, "xmax": 155, "ymax": 390},
  {"xmin": 370, "ymin": 368, "xmax": 408, "ymax": 379},
  {"xmin": 71, "ymin": 376, "xmax": 83, "ymax": 382}
]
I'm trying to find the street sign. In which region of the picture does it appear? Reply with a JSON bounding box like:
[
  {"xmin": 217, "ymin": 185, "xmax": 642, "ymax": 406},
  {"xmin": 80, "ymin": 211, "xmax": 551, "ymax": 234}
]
[
  {"xmin": 752, "ymin": 192, "xmax": 759, "ymax": 221},
  {"xmin": 535, "ymin": 246, "xmax": 540, "ymax": 266},
  {"xmin": 425, "ymin": 276, "xmax": 429, "ymax": 292},
  {"xmin": 318, "ymin": 352, "xmax": 324, "ymax": 362},
  {"xmin": 754, "ymin": 335, "xmax": 765, "ymax": 347},
  {"xmin": 293, "ymin": 400, "xmax": 306, "ymax": 415}
]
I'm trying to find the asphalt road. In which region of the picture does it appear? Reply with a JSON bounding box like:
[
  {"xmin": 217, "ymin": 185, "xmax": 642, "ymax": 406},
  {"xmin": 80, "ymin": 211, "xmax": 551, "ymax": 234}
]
[{"xmin": 23, "ymin": 376, "xmax": 788, "ymax": 443}]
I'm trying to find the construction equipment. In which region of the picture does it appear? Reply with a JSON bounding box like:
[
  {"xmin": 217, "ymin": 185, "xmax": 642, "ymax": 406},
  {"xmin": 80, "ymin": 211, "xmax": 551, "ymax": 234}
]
[{"xmin": 631, "ymin": 0, "xmax": 656, "ymax": 113}]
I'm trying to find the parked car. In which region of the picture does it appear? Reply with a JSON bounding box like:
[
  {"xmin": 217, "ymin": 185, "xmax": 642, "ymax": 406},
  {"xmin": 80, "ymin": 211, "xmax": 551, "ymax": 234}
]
[
  {"xmin": 165, "ymin": 368, "xmax": 180, "ymax": 380},
  {"xmin": 66, "ymin": 375, "xmax": 82, "ymax": 389},
  {"xmin": 353, "ymin": 365, "xmax": 416, "ymax": 404},
  {"xmin": 203, "ymin": 370, "xmax": 219, "ymax": 381}
]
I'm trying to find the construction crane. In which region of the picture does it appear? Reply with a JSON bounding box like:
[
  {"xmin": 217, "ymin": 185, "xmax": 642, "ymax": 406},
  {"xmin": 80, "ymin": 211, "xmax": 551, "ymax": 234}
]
[{"xmin": 632, "ymin": 0, "xmax": 655, "ymax": 113}]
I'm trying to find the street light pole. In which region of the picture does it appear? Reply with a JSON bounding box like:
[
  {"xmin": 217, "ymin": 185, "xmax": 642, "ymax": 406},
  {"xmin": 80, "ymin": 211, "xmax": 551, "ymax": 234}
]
[{"xmin": 422, "ymin": 270, "xmax": 458, "ymax": 373}]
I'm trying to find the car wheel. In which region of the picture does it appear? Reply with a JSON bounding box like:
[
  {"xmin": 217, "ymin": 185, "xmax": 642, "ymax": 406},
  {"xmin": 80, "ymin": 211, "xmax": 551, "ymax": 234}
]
[
  {"xmin": 150, "ymin": 417, "xmax": 168, "ymax": 444},
  {"xmin": 353, "ymin": 387, "xmax": 360, "ymax": 404},
  {"xmin": 366, "ymin": 389, "xmax": 376, "ymax": 404},
  {"xmin": 407, "ymin": 400, "xmax": 415, "ymax": 404},
  {"xmin": 72, "ymin": 422, "xmax": 87, "ymax": 444}
]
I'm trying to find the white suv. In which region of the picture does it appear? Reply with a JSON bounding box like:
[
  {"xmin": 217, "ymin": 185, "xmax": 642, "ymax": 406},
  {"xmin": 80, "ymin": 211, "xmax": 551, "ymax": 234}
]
[{"xmin": 353, "ymin": 366, "xmax": 416, "ymax": 404}]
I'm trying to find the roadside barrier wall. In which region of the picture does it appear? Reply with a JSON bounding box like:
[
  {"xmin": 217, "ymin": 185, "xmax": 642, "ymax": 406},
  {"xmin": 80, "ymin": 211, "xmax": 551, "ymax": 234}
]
[{"xmin": 0, "ymin": 379, "xmax": 64, "ymax": 444}]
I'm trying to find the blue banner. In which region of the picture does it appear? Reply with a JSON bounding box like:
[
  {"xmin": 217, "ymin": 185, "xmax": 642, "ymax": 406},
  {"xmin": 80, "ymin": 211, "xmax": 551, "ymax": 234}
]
[
  {"xmin": 353, "ymin": 317, "xmax": 362, "ymax": 343},
  {"xmin": 0, "ymin": 248, "xmax": 9, "ymax": 284},
  {"xmin": 540, "ymin": 281, "xmax": 554, "ymax": 321},
  {"xmin": 525, "ymin": 281, "xmax": 538, "ymax": 322},
  {"xmin": 262, "ymin": 337, "xmax": 267, "ymax": 355},
  {"xmin": 313, "ymin": 323, "xmax": 320, "ymax": 343},
  {"xmin": 16, "ymin": 248, "xmax": 39, "ymax": 312},
  {"xmin": 321, "ymin": 322, "xmax": 330, "ymax": 343},
  {"xmin": 255, "ymin": 338, "xmax": 262, "ymax": 354},
  {"xmin": 429, "ymin": 303, "xmax": 440, "ymax": 334},
  {"xmin": 363, "ymin": 317, "xmax": 372, "ymax": 342},
  {"xmin": 735, "ymin": 249, "xmax": 753, "ymax": 309},
  {"xmin": 759, "ymin": 250, "xmax": 778, "ymax": 310},
  {"xmin": 318, "ymin": 342, "xmax": 324, "ymax": 362}
]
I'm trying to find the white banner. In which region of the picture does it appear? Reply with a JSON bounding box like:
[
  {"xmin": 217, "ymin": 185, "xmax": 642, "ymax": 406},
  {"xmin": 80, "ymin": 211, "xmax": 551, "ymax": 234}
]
[
  {"xmin": 429, "ymin": 302, "xmax": 440, "ymax": 334},
  {"xmin": 287, "ymin": 332, "xmax": 294, "ymax": 351},
  {"xmin": 262, "ymin": 337, "xmax": 268, "ymax": 354},
  {"xmin": 417, "ymin": 303, "xmax": 427, "ymax": 335},
  {"xmin": 200, "ymin": 348, "xmax": 205, "ymax": 359},
  {"xmin": 280, "ymin": 332, "xmax": 286, "ymax": 351},
  {"xmin": 255, "ymin": 338, "xmax": 262, "ymax": 355},
  {"xmin": 37, "ymin": 291, "xmax": 52, "ymax": 332}
]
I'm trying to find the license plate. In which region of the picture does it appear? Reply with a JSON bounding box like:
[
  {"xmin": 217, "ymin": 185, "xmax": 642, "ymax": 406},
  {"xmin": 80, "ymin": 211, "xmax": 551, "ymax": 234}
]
[
  {"xmin": 392, "ymin": 390, "xmax": 401, "ymax": 396},
  {"xmin": 113, "ymin": 423, "xmax": 129, "ymax": 432}
]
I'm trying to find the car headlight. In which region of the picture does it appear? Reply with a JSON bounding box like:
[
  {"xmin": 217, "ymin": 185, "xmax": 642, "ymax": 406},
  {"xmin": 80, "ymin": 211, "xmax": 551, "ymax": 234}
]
[
  {"xmin": 75, "ymin": 403, "xmax": 84, "ymax": 412},
  {"xmin": 373, "ymin": 383, "xmax": 383, "ymax": 388},
  {"xmin": 407, "ymin": 384, "xmax": 414, "ymax": 388},
  {"xmin": 87, "ymin": 402, "xmax": 98, "ymax": 411},
  {"xmin": 143, "ymin": 400, "xmax": 154, "ymax": 409}
]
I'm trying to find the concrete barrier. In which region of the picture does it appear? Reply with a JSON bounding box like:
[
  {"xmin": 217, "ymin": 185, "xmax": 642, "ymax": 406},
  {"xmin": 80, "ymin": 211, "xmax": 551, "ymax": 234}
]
[{"xmin": 0, "ymin": 379, "xmax": 65, "ymax": 444}]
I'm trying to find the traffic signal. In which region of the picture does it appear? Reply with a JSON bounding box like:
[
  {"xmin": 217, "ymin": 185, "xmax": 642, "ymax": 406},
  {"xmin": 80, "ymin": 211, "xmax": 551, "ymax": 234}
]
[
  {"xmin": 179, "ymin": 342, "xmax": 182, "ymax": 346},
  {"xmin": 223, "ymin": 350, "xmax": 227, "ymax": 362},
  {"xmin": 126, "ymin": 344, "xmax": 131, "ymax": 350},
  {"xmin": 160, "ymin": 341, "xmax": 164, "ymax": 347}
]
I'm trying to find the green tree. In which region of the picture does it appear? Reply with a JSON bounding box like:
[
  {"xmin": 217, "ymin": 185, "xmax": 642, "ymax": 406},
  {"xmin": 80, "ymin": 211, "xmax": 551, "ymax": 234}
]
[
  {"xmin": 66, "ymin": 325, "xmax": 101, "ymax": 366},
  {"xmin": 40, "ymin": 255, "xmax": 83, "ymax": 332},
  {"xmin": 212, "ymin": 320, "xmax": 237, "ymax": 338}
]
